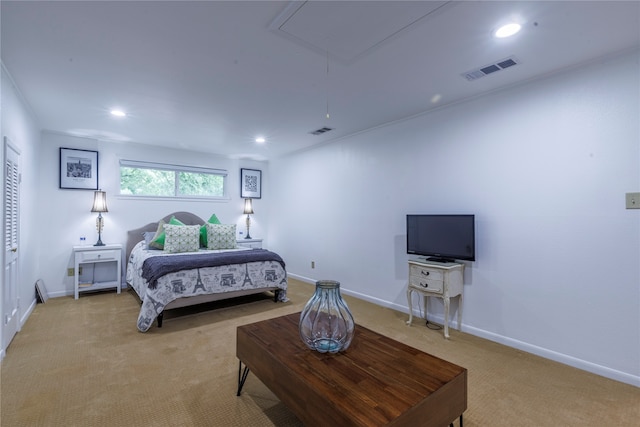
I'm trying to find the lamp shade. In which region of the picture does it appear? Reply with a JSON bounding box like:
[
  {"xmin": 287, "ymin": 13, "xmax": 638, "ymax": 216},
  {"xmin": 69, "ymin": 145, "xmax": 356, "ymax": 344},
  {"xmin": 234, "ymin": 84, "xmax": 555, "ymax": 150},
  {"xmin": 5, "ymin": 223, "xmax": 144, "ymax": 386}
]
[
  {"xmin": 243, "ymin": 198, "xmax": 254, "ymax": 215},
  {"xmin": 91, "ymin": 190, "xmax": 108, "ymax": 213}
]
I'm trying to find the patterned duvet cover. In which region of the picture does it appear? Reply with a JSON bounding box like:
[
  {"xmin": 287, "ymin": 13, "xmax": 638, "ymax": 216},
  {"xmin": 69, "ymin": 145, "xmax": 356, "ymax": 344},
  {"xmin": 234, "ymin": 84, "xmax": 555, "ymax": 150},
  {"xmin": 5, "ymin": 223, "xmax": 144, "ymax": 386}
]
[{"xmin": 126, "ymin": 241, "xmax": 288, "ymax": 331}]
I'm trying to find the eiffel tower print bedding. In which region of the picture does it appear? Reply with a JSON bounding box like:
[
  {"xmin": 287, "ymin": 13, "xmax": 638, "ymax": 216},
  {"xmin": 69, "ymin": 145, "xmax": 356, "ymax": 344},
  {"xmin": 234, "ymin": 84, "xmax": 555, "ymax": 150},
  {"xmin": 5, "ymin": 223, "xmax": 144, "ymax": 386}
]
[{"xmin": 126, "ymin": 241, "xmax": 288, "ymax": 332}]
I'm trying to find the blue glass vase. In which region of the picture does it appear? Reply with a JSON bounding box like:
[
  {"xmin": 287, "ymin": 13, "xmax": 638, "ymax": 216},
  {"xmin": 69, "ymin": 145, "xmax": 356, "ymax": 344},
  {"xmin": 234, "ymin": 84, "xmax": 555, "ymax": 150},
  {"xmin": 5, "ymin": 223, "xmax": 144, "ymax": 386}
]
[{"xmin": 299, "ymin": 280, "xmax": 355, "ymax": 353}]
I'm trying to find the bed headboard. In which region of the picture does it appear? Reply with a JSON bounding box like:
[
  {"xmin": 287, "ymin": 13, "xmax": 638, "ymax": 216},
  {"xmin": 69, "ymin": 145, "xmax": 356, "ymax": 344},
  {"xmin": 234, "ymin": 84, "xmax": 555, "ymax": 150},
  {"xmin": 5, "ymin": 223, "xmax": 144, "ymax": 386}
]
[{"xmin": 125, "ymin": 211, "xmax": 205, "ymax": 261}]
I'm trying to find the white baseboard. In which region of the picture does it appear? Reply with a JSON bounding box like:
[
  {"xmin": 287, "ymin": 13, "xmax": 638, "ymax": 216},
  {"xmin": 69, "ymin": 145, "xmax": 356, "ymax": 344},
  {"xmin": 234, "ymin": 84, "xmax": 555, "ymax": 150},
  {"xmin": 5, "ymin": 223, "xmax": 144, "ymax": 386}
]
[
  {"xmin": 287, "ymin": 272, "xmax": 640, "ymax": 387},
  {"xmin": 46, "ymin": 290, "xmax": 72, "ymax": 298},
  {"xmin": 40, "ymin": 285, "xmax": 128, "ymax": 300},
  {"xmin": 460, "ymin": 323, "xmax": 640, "ymax": 388},
  {"xmin": 21, "ymin": 297, "xmax": 37, "ymax": 329},
  {"xmin": 287, "ymin": 273, "xmax": 315, "ymax": 285}
]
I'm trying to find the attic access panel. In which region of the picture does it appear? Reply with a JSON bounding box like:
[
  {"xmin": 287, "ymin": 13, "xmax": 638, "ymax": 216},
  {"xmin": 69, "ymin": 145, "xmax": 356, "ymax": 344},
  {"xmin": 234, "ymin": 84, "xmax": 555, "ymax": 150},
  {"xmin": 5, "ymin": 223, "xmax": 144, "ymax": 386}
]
[{"xmin": 270, "ymin": 1, "xmax": 449, "ymax": 63}]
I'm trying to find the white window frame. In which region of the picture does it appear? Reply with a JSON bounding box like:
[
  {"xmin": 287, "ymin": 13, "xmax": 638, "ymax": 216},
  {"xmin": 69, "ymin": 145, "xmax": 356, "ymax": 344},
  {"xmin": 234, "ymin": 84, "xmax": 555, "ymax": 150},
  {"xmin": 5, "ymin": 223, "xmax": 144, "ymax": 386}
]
[{"xmin": 119, "ymin": 159, "xmax": 229, "ymax": 201}]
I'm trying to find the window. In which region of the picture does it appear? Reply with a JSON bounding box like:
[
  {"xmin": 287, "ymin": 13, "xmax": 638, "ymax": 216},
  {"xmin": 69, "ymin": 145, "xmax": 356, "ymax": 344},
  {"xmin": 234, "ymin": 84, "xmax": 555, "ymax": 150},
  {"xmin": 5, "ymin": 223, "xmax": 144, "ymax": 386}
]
[{"xmin": 120, "ymin": 160, "xmax": 227, "ymax": 199}]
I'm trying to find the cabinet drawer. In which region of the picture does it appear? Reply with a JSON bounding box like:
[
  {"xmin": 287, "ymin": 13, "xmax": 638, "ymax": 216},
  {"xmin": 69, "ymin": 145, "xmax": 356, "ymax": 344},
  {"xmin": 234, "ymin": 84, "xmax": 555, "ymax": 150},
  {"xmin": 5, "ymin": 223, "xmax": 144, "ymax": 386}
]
[
  {"xmin": 409, "ymin": 265, "xmax": 443, "ymax": 281},
  {"xmin": 237, "ymin": 240, "xmax": 262, "ymax": 249},
  {"xmin": 409, "ymin": 278, "xmax": 444, "ymax": 294},
  {"xmin": 77, "ymin": 250, "xmax": 119, "ymax": 262}
]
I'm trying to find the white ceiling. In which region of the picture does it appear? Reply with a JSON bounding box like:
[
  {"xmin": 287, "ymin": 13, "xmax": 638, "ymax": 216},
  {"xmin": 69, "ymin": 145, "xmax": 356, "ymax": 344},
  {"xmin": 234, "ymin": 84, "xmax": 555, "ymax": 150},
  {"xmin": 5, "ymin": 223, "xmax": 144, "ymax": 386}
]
[{"xmin": 2, "ymin": 1, "xmax": 639, "ymax": 161}]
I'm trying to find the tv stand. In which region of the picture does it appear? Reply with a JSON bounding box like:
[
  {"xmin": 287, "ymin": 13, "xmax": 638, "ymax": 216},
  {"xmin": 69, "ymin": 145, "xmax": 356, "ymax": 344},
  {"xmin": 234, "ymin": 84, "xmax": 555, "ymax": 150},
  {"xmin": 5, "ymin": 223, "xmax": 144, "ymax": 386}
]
[{"xmin": 406, "ymin": 260, "xmax": 464, "ymax": 339}]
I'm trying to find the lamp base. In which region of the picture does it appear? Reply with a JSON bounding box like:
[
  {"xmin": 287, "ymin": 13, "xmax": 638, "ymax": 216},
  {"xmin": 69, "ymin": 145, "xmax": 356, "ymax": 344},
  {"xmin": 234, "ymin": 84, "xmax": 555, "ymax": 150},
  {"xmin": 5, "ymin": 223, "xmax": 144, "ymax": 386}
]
[
  {"xmin": 94, "ymin": 231, "xmax": 105, "ymax": 246},
  {"xmin": 245, "ymin": 214, "xmax": 252, "ymax": 239},
  {"xmin": 94, "ymin": 213, "xmax": 105, "ymax": 246}
]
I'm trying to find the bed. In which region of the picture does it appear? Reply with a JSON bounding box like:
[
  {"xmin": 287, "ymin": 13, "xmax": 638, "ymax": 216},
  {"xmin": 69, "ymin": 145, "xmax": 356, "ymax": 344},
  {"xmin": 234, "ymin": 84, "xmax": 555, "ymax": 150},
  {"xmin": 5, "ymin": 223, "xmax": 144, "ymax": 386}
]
[{"xmin": 126, "ymin": 212, "xmax": 287, "ymax": 332}]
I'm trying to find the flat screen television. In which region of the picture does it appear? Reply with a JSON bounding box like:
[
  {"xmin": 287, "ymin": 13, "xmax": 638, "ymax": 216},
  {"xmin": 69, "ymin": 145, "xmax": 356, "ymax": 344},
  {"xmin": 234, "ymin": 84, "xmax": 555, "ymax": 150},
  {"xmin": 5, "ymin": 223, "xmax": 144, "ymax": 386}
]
[{"xmin": 406, "ymin": 214, "xmax": 475, "ymax": 263}]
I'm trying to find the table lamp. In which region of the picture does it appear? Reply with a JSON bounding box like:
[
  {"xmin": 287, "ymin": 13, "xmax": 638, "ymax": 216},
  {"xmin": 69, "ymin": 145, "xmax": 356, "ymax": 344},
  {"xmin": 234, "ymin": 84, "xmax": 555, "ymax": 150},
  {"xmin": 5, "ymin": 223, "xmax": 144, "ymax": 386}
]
[
  {"xmin": 243, "ymin": 198, "xmax": 253, "ymax": 239},
  {"xmin": 91, "ymin": 190, "xmax": 108, "ymax": 246}
]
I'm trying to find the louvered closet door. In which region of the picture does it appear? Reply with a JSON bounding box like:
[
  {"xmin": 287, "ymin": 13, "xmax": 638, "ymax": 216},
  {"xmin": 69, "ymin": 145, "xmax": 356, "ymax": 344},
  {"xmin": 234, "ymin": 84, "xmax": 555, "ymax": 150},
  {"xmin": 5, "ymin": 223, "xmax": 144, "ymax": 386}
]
[{"xmin": 3, "ymin": 137, "xmax": 20, "ymax": 352}]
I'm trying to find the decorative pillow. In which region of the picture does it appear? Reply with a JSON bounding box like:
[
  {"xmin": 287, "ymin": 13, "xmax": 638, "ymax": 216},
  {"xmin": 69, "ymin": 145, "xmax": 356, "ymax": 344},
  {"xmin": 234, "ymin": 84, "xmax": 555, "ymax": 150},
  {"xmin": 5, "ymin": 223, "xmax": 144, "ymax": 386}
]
[
  {"xmin": 148, "ymin": 220, "xmax": 166, "ymax": 249},
  {"xmin": 149, "ymin": 216, "xmax": 185, "ymax": 249},
  {"xmin": 200, "ymin": 213, "xmax": 221, "ymax": 247},
  {"xmin": 142, "ymin": 231, "xmax": 157, "ymax": 249},
  {"xmin": 163, "ymin": 224, "xmax": 201, "ymax": 253},
  {"xmin": 206, "ymin": 223, "xmax": 237, "ymax": 250}
]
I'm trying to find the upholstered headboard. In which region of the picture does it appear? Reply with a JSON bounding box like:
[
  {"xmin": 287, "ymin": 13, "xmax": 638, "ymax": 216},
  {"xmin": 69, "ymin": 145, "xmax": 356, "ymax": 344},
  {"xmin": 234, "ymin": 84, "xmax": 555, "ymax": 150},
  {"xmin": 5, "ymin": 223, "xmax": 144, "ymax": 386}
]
[{"xmin": 125, "ymin": 211, "xmax": 205, "ymax": 261}]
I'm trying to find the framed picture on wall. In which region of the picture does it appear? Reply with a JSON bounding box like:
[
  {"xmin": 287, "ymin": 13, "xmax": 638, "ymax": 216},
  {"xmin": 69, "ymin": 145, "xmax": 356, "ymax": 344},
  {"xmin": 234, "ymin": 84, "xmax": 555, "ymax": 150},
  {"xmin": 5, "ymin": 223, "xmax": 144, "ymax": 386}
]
[
  {"xmin": 59, "ymin": 147, "xmax": 99, "ymax": 190},
  {"xmin": 240, "ymin": 168, "xmax": 262, "ymax": 199}
]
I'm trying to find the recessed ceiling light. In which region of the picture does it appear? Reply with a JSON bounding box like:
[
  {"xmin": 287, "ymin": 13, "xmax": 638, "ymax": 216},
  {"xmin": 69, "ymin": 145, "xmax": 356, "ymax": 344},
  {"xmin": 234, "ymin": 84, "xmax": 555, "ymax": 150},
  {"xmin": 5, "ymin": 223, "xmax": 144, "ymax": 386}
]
[
  {"xmin": 494, "ymin": 23, "xmax": 521, "ymax": 38},
  {"xmin": 110, "ymin": 109, "xmax": 126, "ymax": 117},
  {"xmin": 255, "ymin": 137, "xmax": 266, "ymax": 144}
]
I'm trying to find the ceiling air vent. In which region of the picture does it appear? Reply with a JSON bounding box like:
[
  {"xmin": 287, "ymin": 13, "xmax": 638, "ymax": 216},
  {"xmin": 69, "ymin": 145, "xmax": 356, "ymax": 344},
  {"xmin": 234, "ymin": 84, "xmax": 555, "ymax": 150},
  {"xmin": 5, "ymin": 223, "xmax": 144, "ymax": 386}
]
[
  {"xmin": 309, "ymin": 127, "xmax": 334, "ymax": 136},
  {"xmin": 480, "ymin": 64, "xmax": 500, "ymax": 75},
  {"xmin": 497, "ymin": 58, "xmax": 517, "ymax": 69},
  {"xmin": 462, "ymin": 56, "xmax": 520, "ymax": 81}
]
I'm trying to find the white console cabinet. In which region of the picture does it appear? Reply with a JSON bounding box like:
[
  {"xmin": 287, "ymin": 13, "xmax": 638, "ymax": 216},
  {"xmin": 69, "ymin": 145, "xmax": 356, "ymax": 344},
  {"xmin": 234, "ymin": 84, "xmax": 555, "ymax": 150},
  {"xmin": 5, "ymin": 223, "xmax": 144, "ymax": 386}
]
[
  {"xmin": 406, "ymin": 259, "xmax": 464, "ymax": 338},
  {"xmin": 73, "ymin": 244, "xmax": 122, "ymax": 299}
]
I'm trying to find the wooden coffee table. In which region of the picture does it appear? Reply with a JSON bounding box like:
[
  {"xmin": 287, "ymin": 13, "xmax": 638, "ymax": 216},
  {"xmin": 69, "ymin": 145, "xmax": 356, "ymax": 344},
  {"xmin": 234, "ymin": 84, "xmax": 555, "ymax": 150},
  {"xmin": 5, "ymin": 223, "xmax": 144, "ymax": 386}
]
[{"xmin": 236, "ymin": 313, "xmax": 467, "ymax": 427}]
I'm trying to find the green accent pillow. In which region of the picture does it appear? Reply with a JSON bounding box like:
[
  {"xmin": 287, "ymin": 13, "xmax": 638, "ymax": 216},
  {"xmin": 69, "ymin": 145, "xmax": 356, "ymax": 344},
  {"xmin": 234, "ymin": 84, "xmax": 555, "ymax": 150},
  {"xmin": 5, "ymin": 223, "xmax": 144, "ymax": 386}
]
[
  {"xmin": 163, "ymin": 224, "xmax": 200, "ymax": 253},
  {"xmin": 205, "ymin": 223, "xmax": 237, "ymax": 250},
  {"xmin": 149, "ymin": 216, "xmax": 185, "ymax": 250},
  {"xmin": 200, "ymin": 213, "xmax": 221, "ymax": 247},
  {"xmin": 147, "ymin": 220, "xmax": 166, "ymax": 250}
]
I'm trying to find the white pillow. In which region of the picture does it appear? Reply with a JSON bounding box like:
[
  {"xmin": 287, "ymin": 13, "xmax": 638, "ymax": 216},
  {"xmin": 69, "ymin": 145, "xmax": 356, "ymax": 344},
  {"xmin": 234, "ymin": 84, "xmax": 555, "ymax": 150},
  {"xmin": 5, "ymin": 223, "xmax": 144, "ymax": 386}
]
[
  {"xmin": 163, "ymin": 224, "xmax": 200, "ymax": 253},
  {"xmin": 206, "ymin": 223, "xmax": 237, "ymax": 250}
]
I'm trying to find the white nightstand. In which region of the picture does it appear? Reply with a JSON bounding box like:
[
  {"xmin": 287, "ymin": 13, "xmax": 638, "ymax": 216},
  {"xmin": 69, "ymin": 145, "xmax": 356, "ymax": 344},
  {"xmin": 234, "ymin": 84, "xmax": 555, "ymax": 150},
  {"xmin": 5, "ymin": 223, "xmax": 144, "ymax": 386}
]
[
  {"xmin": 73, "ymin": 244, "xmax": 122, "ymax": 299},
  {"xmin": 237, "ymin": 238, "xmax": 263, "ymax": 249},
  {"xmin": 406, "ymin": 259, "xmax": 464, "ymax": 338}
]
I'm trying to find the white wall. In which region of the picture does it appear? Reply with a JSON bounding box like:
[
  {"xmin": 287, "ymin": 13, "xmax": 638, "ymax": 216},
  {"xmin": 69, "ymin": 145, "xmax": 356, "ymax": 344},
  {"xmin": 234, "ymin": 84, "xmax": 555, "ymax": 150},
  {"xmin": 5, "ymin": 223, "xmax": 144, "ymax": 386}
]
[
  {"xmin": 1, "ymin": 64, "xmax": 42, "ymax": 353},
  {"xmin": 4, "ymin": 46, "xmax": 638, "ymax": 386},
  {"xmin": 37, "ymin": 132, "xmax": 268, "ymax": 297},
  {"xmin": 268, "ymin": 51, "xmax": 640, "ymax": 386}
]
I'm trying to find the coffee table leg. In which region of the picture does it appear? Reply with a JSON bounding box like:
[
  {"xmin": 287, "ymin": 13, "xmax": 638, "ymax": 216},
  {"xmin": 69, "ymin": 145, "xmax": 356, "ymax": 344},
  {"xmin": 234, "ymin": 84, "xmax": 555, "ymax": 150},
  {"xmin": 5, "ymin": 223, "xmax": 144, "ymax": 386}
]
[
  {"xmin": 449, "ymin": 414, "xmax": 463, "ymax": 427},
  {"xmin": 237, "ymin": 360, "xmax": 250, "ymax": 396}
]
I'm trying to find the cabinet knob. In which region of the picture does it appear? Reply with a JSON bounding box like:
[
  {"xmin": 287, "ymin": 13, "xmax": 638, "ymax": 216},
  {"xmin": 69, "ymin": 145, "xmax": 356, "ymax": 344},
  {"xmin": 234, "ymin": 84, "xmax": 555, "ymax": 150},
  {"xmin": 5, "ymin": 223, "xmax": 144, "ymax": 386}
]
[
  {"xmin": 420, "ymin": 282, "xmax": 428, "ymax": 288},
  {"xmin": 421, "ymin": 271, "xmax": 430, "ymax": 276}
]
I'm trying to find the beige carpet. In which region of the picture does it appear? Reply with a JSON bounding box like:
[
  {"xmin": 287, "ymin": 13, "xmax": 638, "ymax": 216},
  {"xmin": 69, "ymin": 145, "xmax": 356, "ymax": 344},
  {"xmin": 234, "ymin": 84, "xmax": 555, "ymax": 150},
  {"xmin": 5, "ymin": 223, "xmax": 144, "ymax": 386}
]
[{"xmin": 1, "ymin": 279, "xmax": 638, "ymax": 426}]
